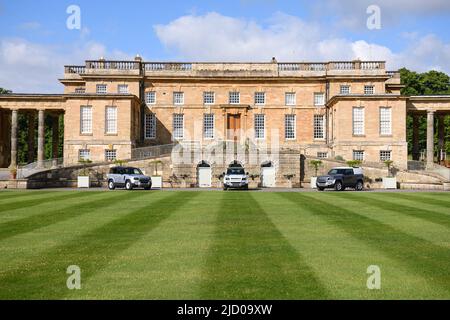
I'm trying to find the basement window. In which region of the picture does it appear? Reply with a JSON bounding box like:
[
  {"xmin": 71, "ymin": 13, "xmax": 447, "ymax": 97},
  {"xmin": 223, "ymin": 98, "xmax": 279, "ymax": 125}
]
[
  {"xmin": 353, "ymin": 150, "xmax": 365, "ymax": 161},
  {"xmin": 78, "ymin": 149, "xmax": 90, "ymax": 161},
  {"xmin": 105, "ymin": 150, "xmax": 117, "ymax": 162},
  {"xmin": 380, "ymin": 150, "xmax": 392, "ymax": 161}
]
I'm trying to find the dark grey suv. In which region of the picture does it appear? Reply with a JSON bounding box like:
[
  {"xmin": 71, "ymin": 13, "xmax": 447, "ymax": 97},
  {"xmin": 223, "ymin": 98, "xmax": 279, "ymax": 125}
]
[
  {"xmin": 316, "ymin": 167, "xmax": 364, "ymax": 191},
  {"xmin": 107, "ymin": 167, "xmax": 152, "ymax": 190}
]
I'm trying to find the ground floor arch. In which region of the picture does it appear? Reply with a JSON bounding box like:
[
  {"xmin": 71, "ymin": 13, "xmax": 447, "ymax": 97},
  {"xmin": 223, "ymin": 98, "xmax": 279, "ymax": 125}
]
[
  {"xmin": 197, "ymin": 160, "xmax": 212, "ymax": 188},
  {"xmin": 261, "ymin": 161, "xmax": 276, "ymax": 188}
]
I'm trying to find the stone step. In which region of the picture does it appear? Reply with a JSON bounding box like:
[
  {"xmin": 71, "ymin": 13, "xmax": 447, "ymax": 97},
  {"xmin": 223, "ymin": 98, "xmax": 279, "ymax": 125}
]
[{"xmin": 400, "ymin": 182, "xmax": 445, "ymax": 191}]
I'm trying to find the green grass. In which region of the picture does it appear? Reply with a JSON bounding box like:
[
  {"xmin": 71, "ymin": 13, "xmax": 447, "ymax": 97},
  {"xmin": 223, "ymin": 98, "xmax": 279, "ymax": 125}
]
[{"xmin": 0, "ymin": 190, "xmax": 449, "ymax": 299}]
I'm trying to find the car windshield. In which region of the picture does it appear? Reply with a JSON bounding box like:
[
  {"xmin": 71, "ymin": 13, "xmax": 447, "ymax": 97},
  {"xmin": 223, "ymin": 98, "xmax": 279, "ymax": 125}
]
[
  {"xmin": 123, "ymin": 168, "xmax": 142, "ymax": 175},
  {"xmin": 328, "ymin": 169, "xmax": 346, "ymax": 175},
  {"xmin": 227, "ymin": 168, "xmax": 245, "ymax": 175}
]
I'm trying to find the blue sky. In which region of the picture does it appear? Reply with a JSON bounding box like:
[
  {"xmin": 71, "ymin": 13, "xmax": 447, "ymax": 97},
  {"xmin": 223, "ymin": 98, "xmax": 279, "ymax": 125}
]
[{"xmin": 1, "ymin": 0, "xmax": 450, "ymax": 92}]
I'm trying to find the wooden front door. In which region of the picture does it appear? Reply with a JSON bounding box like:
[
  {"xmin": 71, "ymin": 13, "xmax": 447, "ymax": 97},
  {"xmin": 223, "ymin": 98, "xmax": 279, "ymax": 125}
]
[{"xmin": 227, "ymin": 114, "xmax": 241, "ymax": 140}]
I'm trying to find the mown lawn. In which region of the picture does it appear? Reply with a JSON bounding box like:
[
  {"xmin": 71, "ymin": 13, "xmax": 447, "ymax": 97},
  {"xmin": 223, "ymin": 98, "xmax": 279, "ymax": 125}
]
[{"xmin": 0, "ymin": 190, "xmax": 449, "ymax": 299}]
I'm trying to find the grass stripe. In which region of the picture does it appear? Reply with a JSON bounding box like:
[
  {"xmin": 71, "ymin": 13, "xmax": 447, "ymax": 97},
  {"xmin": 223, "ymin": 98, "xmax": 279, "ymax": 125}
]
[
  {"xmin": 314, "ymin": 192, "xmax": 450, "ymax": 248},
  {"xmin": 0, "ymin": 191, "xmax": 94, "ymax": 214},
  {"xmin": 383, "ymin": 193, "xmax": 450, "ymax": 209},
  {"xmin": 279, "ymin": 193, "xmax": 450, "ymax": 295},
  {"xmin": 0, "ymin": 191, "xmax": 199, "ymax": 299},
  {"xmin": 0, "ymin": 191, "xmax": 51, "ymax": 201},
  {"xmin": 0, "ymin": 192, "xmax": 58, "ymax": 206},
  {"xmin": 200, "ymin": 191, "xmax": 328, "ymax": 299},
  {"xmin": 261, "ymin": 192, "xmax": 437, "ymax": 299},
  {"xmin": 0, "ymin": 191, "xmax": 141, "ymax": 242},
  {"xmin": 341, "ymin": 193, "xmax": 450, "ymax": 229},
  {"xmin": 67, "ymin": 191, "xmax": 220, "ymax": 299}
]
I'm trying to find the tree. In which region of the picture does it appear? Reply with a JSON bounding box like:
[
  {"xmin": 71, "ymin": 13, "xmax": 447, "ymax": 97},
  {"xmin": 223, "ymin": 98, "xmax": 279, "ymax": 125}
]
[
  {"xmin": 309, "ymin": 160, "xmax": 323, "ymax": 177},
  {"xmin": 0, "ymin": 88, "xmax": 12, "ymax": 94}
]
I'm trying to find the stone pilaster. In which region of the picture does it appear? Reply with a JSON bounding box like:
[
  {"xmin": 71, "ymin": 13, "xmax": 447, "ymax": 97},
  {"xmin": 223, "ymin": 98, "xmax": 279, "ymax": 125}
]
[
  {"xmin": 10, "ymin": 109, "xmax": 18, "ymax": 169},
  {"xmin": 37, "ymin": 109, "xmax": 45, "ymax": 168},
  {"xmin": 426, "ymin": 110, "xmax": 435, "ymax": 168},
  {"xmin": 438, "ymin": 115, "xmax": 445, "ymax": 161}
]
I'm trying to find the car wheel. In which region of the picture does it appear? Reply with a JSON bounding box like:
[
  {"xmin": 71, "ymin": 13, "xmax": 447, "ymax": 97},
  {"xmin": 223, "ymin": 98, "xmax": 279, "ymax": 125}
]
[
  {"xmin": 108, "ymin": 180, "xmax": 115, "ymax": 190},
  {"xmin": 125, "ymin": 180, "xmax": 133, "ymax": 190},
  {"xmin": 355, "ymin": 181, "xmax": 364, "ymax": 191},
  {"xmin": 318, "ymin": 187, "xmax": 325, "ymax": 191},
  {"xmin": 223, "ymin": 186, "xmax": 228, "ymax": 191},
  {"xmin": 334, "ymin": 181, "xmax": 343, "ymax": 191}
]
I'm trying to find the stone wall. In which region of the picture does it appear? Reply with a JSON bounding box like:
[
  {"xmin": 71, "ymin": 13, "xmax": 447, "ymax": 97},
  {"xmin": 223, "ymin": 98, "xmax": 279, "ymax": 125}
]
[{"xmin": 25, "ymin": 146, "xmax": 444, "ymax": 189}]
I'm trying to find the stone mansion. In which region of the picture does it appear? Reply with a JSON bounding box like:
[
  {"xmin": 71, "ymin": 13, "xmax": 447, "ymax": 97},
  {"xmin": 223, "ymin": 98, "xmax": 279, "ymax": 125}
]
[{"xmin": 1, "ymin": 56, "xmax": 449, "ymax": 186}]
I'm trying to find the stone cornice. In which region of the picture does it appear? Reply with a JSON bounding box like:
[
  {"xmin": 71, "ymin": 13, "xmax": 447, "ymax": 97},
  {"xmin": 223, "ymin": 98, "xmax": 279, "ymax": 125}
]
[{"xmin": 327, "ymin": 94, "xmax": 407, "ymax": 107}]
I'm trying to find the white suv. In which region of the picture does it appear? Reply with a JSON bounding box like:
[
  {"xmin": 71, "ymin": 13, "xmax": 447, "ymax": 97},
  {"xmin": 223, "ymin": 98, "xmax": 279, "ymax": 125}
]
[
  {"xmin": 223, "ymin": 167, "xmax": 249, "ymax": 190},
  {"xmin": 107, "ymin": 166, "xmax": 152, "ymax": 190}
]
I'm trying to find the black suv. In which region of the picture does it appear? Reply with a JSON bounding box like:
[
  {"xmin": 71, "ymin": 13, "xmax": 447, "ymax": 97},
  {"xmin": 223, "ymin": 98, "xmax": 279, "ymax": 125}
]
[{"xmin": 316, "ymin": 167, "xmax": 364, "ymax": 191}]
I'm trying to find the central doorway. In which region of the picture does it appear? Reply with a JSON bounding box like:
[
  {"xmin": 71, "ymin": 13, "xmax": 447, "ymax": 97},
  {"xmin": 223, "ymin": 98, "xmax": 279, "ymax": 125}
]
[{"xmin": 227, "ymin": 114, "xmax": 241, "ymax": 140}]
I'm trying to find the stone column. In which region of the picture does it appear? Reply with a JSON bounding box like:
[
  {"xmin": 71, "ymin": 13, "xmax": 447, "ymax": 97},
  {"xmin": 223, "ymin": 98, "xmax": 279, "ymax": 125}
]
[
  {"xmin": 412, "ymin": 115, "xmax": 420, "ymax": 161},
  {"xmin": 27, "ymin": 112, "xmax": 35, "ymax": 163},
  {"xmin": 438, "ymin": 115, "xmax": 445, "ymax": 161},
  {"xmin": 37, "ymin": 109, "xmax": 45, "ymax": 168},
  {"xmin": 52, "ymin": 114, "xmax": 60, "ymax": 159},
  {"xmin": 426, "ymin": 110, "xmax": 435, "ymax": 168},
  {"xmin": 10, "ymin": 109, "xmax": 18, "ymax": 169}
]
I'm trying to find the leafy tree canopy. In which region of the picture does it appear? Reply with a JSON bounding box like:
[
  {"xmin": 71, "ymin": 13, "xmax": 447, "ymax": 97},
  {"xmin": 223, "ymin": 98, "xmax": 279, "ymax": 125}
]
[
  {"xmin": 400, "ymin": 68, "xmax": 450, "ymax": 96},
  {"xmin": 0, "ymin": 87, "xmax": 12, "ymax": 94}
]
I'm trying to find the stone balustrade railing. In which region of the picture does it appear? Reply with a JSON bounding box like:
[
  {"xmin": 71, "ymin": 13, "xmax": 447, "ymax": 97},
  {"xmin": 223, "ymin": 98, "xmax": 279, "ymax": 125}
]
[
  {"xmin": 65, "ymin": 65, "xmax": 86, "ymax": 74},
  {"xmin": 64, "ymin": 60, "xmax": 387, "ymax": 77}
]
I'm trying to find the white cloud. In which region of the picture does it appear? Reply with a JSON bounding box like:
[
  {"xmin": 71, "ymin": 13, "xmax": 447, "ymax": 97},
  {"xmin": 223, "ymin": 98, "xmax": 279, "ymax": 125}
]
[
  {"xmin": 154, "ymin": 12, "xmax": 450, "ymax": 73},
  {"xmin": 0, "ymin": 38, "xmax": 132, "ymax": 93}
]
